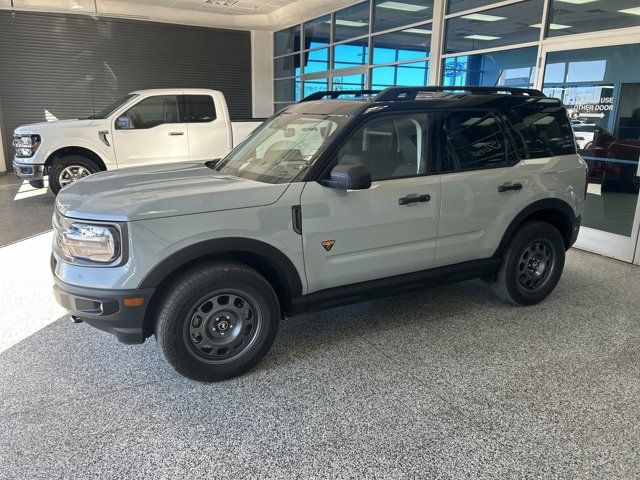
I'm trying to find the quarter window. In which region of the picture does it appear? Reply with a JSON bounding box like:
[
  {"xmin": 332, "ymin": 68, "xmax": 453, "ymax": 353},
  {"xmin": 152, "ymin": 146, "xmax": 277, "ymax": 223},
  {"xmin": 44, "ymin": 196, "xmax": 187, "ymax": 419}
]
[
  {"xmin": 336, "ymin": 114, "xmax": 431, "ymax": 181},
  {"xmin": 185, "ymin": 95, "xmax": 216, "ymax": 123},
  {"xmin": 442, "ymin": 110, "xmax": 517, "ymax": 172},
  {"xmin": 118, "ymin": 95, "xmax": 180, "ymax": 129}
]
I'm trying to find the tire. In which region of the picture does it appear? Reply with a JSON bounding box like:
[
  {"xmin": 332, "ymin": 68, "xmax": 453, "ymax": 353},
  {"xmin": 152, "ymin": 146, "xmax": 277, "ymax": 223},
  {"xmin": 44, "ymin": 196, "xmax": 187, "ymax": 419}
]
[
  {"xmin": 29, "ymin": 180, "xmax": 45, "ymax": 189},
  {"xmin": 49, "ymin": 155, "xmax": 100, "ymax": 195},
  {"xmin": 155, "ymin": 262, "xmax": 280, "ymax": 382},
  {"xmin": 491, "ymin": 221, "xmax": 565, "ymax": 306}
]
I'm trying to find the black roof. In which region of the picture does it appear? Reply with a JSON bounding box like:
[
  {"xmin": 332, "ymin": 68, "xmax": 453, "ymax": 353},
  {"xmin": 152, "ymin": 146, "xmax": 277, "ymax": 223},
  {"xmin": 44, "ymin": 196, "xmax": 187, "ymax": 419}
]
[{"xmin": 284, "ymin": 86, "xmax": 563, "ymax": 117}]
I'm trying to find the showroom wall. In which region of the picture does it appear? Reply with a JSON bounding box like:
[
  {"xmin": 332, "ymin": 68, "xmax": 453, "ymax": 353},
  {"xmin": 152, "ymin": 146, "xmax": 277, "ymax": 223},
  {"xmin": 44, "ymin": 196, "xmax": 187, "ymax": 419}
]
[{"xmin": 0, "ymin": 10, "xmax": 252, "ymax": 168}]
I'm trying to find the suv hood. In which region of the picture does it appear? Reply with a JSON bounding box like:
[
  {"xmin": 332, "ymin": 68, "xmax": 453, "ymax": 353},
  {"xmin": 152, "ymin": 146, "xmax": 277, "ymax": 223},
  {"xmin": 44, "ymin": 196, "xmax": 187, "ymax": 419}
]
[{"xmin": 56, "ymin": 163, "xmax": 290, "ymax": 222}]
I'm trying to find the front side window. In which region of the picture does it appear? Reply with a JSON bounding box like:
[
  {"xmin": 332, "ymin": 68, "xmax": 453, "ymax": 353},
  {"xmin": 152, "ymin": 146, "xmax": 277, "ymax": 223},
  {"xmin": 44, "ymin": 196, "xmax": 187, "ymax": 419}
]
[
  {"xmin": 185, "ymin": 95, "xmax": 216, "ymax": 123},
  {"xmin": 214, "ymin": 113, "xmax": 347, "ymax": 184},
  {"xmin": 442, "ymin": 110, "xmax": 517, "ymax": 172},
  {"xmin": 94, "ymin": 94, "xmax": 138, "ymax": 119},
  {"xmin": 117, "ymin": 95, "xmax": 180, "ymax": 129},
  {"xmin": 336, "ymin": 113, "xmax": 431, "ymax": 181}
]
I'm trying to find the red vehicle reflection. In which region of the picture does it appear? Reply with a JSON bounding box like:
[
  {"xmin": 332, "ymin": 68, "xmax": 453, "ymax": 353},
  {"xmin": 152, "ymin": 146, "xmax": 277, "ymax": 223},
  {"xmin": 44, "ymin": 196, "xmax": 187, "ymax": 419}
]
[{"xmin": 579, "ymin": 127, "xmax": 640, "ymax": 193}]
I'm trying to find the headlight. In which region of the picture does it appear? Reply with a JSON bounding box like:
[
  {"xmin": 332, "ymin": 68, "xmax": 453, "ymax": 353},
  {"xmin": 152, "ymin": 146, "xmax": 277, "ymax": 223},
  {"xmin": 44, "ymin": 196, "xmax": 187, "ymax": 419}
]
[
  {"xmin": 13, "ymin": 134, "xmax": 41, "ymax": 158},
  {"xmin": 53, "ymin": 213, "xmax": 122, "ymax": 264}
]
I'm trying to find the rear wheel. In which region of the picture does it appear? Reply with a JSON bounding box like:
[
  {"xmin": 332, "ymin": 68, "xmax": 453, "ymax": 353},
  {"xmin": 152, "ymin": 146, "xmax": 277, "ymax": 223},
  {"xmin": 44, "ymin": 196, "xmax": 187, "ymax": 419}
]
[
  {"xmin": 491, "ymin": 221, "xmax": 565, "ymax": 305},
  {"xmin": 49, "ymin": 155, "xmax": 100, "ymax": 194},
  {"xmin": 155, "ymin": 262, "xmax": 280, "ymax": 381}
]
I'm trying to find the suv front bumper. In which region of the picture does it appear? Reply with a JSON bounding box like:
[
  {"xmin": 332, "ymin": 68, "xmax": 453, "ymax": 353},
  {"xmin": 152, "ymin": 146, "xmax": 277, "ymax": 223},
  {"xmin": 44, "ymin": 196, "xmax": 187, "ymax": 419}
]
[
  {"xmin": 13, "ymin": 161, "xmax": 45, "ymax": 181},
  {"xmin": 52, "ymin": 261, "xmax": 155, "ymax": 345}
]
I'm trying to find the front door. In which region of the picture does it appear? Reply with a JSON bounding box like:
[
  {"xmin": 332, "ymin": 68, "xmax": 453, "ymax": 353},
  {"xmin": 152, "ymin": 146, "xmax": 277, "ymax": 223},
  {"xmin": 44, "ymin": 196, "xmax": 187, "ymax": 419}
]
[
  {"xmin": 112, "ymin": 94, "xmax": 189, "ymax": 168},
  {"xmin": 300, "ymin": 112, "xmax": 441, "ymax": 294},
  {"xmin": 184, "ymin": 94, "xmax": 232, "ymax": 161}
]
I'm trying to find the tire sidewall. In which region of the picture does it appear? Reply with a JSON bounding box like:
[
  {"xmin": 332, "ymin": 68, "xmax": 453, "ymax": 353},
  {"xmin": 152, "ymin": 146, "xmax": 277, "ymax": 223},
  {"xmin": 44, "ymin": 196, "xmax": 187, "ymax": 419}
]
[
  {"xmin": 49, "ymin": 155, "xmax": 99, "ymax": 194},
  {"xmin": 504, "ymin": 223, "xmax": 565, "ymax": 305},
  {"xmin": 156, "ymin": 263, "xmax": 280, "ymax": 381}
]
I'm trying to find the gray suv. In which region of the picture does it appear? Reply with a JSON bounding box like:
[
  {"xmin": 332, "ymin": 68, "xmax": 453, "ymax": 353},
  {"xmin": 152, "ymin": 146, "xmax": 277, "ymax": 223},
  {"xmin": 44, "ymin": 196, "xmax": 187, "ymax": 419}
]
[{"xmin": 52, "ymin": 86, "xmax": 587, "ymax": 381}]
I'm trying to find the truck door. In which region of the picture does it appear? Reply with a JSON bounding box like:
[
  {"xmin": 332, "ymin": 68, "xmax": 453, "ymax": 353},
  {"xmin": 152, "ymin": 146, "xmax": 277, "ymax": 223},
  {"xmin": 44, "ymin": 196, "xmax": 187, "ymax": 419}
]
[
  {"xmin": 184, "ymin": 94, "xmax": 233, "ymax": 161},
  {"xmin": 112, "ymin": 94, "xmax": 189, "ymax": 167},
  {"xmin": 300, "ymin": 112, "xmax": 441, "ymax": 294}
]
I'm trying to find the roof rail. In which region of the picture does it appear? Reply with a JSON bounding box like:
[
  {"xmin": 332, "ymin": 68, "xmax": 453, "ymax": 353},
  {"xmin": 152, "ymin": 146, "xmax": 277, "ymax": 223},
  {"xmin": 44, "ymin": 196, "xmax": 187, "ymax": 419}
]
[
  {"xmin": 374, "ymin": 86, "xmax": 545, "ymax": 102},
  {"xmin": 300, "ymin": 90, "xmax": 382, "ymax": 102}
]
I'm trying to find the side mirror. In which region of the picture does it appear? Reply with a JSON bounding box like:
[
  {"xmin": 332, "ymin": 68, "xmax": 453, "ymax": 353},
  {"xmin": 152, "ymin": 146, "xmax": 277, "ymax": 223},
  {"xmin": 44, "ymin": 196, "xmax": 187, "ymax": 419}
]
[
  {"xmin": 322, "ymin": 164, "xmax": 372, "ymax": 190},
  {"xmin": 115, "ymin": 115, "xmax": 134, "ymax": 130}
]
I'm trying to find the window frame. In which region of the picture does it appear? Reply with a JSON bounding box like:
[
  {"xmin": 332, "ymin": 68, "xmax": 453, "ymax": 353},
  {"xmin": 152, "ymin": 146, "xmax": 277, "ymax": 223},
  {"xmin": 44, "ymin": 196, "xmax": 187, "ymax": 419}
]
[
  {"xmin": 115, "ymin": 94, "xmax": 184, "ymax": 130},
  {"xmin": 320, "ymin": 109, "xmax": 439, "ymax": 183},
  {"xmin": 436, "ymin": 108, "xmax": 521, "ymax": 174}
]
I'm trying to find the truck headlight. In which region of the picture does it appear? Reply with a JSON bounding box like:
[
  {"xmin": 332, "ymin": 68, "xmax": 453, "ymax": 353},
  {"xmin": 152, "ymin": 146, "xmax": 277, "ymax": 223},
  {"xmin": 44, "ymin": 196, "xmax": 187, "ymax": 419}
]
[
  {"xmin": 53, "ymin": 213, "xmax": 122, "ymax": 264},
  {"xmin": 13, "ymin": 134, "xmax": 41, "ymax": 158}
]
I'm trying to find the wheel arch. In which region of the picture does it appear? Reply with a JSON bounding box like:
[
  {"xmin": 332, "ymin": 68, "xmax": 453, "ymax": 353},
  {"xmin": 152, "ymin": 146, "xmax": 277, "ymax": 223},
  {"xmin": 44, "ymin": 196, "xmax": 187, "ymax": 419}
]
[
  {"xmin": 139, "ymin": 238, "xmax": 304, "ymax": 338},
  {"xmin": 45, "ymin": 146, "xmax": 107, "ymax": 171},
  {"xmin": 496, "ymin": 198, "xmax": 578, "ymax": 256}
]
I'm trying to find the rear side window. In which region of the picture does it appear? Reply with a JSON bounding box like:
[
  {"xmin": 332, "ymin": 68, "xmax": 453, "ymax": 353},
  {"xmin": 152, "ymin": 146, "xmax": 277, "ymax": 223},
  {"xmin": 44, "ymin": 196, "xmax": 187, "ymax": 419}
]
[
  {"xmin": 185, "ymin": 95, "xmax": 216, "ymax": 123},
  {"xmin": 508, "ymin": 105, "xmax": 576, "ymax": 158},
  {"xmin": 441, "ymin": 110, "xmax": 518, "ymax": 172}
]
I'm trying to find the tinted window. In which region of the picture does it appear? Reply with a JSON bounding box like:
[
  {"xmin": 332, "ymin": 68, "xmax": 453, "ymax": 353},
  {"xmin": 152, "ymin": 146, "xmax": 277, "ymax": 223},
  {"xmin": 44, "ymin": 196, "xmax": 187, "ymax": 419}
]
[
  {"xmin": 185, "ymin": 95, "xmax": 216, "ymax": 123},
  {"xmin": 442, "ymin": 110, "xmax": 517, "ymax": 172},
  {"xmin": 274, "ymin": 24, "xmax": 301, "ymax": 56},
  {"xmin": 119, "ymin": 95, "xmax": 180, "ymax": 129},
  {"xmin": 334, "ymin": 2, "xmax": 370, "ymax": 43},
  {"xmin": 547, "ymin": 0, "xmax": 640, "ymax": 38},
  {"xmin": 304, "ymin": 15, "xmax": 331, "ymax": 49},
  {"xmin": 508, "ymin": 104, "xmax": 576, "ymax": 158},
  {"xmin": 336, "ymin": 114, "xmax": 431, "ymax": 181}
]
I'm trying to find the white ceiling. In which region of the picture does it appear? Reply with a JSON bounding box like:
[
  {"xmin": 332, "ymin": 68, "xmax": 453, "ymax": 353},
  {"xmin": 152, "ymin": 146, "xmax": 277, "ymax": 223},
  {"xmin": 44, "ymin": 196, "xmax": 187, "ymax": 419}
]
[{"xmin": 0, "ymin": 0, "xmax": 358, "ymax": 29}]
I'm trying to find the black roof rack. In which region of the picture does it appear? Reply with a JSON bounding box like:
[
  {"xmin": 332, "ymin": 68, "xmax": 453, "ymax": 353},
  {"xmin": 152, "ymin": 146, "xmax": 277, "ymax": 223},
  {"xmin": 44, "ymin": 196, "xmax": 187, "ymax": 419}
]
[
  {"xmin": 374, "ymin": 86, "xmax": 545, "ymax": 101},
  {"xmin": 300, "ymin": 90, "xmax": 382, "ymax": 102}
]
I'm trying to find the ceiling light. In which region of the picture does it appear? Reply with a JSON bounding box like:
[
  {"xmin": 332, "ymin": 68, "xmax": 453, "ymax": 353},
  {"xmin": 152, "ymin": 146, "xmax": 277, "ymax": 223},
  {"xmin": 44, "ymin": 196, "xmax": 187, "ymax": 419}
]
[
  {"xmin": 464, "ymin": 34, "xmax": 501, "ymax": 40},
  {"xmin": 555, "ymin": 0, "xmax": 598, "ymax": 4},
  {"xmin": 529, "ymin": 23, "xmax": 572, "ymax": 29},
  {"xmin": 378, "ymin": 1, "xmax": 430, "ymax": 11},
  {"xmin": 461, "ymin": 13, "xmax": 506, "ymax": 21},
  {"xmin": 618, "ymin": 7, "xmax": 640, "ymax": 16},
  {"xmin": 334, "ymin": 19, "xmax": 368, "ymax": 27},
  {"xmin": 404, "ymin": 27, "xmax": 432, "ymax": 34}
]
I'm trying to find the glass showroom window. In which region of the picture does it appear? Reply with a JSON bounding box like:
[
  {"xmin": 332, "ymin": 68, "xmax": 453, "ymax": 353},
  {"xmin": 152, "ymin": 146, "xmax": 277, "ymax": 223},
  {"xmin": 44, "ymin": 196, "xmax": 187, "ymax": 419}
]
[
  {"xmin": 547, "ymin": 0, "xmax": 640, "ymax": 38},
  {"xmin": 303, "ymin": 78, "xmax": 329, "ymax": 98},
  {"xmin": 333, "ymin": 73, "xmax": 367, "ymax": 91},
  {"xmin": 371, "ymin": 25, "xmax": 431, "ymax": 64},
  {"xmin": 302, "ymin": 48, "xmax": 329, "ymax": 74},
  {"xmin": 274, "ymin": 24, "xmax": 301, "ymax": 57},
  {"xmin": 304, "ymin": 14, "xmax": 331, "ymax": 50},
  {"xmin": 333, "ymin": 40, "xmax": 370, "ymax": 69},
  {"xmin": 543, "ymin": 44, "xmax": 640, "ymax": 238},
  {"xmin": 372, "ymin": 61, "xmax": 429, "ymax": 89},
  {"xmin": 334, "ymin": 2, "xmax": 371, "ymax": 43},
  {"xmin": 372, "ymin": 0, "xmax": 433, "ymax": 33},
  {"xmin": 442, "ymin": 47, "xmax": 537, "ymax": 87},
  {"xmin": 444, "ymin": 0, "xmax": 544, "ymax": 54}
]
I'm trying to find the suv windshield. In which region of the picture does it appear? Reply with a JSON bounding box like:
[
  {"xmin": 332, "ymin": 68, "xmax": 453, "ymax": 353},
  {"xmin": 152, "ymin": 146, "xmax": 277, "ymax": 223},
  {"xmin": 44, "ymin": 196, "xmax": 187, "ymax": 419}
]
[
  {"xmin": 92, "ymin": 94, "xmax": 139, "ymax": 119},
  {"xmin": 213, "ymin": 113, "xmax": 347, "ymax": 184}
]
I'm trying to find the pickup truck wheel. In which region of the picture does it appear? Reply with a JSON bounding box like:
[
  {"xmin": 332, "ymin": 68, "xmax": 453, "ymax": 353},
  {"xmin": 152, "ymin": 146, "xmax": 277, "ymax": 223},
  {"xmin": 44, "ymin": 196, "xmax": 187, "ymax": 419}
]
[
  {"xmin": 49, "ymin": 155, "xmax": 100, "ymax": 194},
  {"xmin": 491, "ymin": 221, "xmax": 565, "ymax": 306},
  {"xmin": 155, "ymin": 262, "xmax": 280, "ymax": 382}
]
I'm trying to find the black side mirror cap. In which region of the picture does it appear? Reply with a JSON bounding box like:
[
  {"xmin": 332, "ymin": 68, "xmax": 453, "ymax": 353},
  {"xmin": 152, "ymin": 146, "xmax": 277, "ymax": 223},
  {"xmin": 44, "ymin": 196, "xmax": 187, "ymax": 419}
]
[{"xmin": 321, "ymin": 164, "xmax": 372, "ymax": 190}]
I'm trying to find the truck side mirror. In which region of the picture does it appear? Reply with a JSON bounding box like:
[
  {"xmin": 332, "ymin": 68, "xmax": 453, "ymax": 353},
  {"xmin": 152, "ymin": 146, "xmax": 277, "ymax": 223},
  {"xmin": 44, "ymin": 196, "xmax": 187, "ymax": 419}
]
[
  {"xmin": 115, "ymin": 115, "xmax": 135, "ymax": 130},
  {"xmin": 321, "ymin": 164, "xmax": 372, "ymax": 190}
]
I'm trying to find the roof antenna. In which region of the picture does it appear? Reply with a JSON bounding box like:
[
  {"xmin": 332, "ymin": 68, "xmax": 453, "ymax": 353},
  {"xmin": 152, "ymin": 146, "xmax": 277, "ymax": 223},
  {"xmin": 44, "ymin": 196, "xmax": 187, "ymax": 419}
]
[{"xmin": 10, "ymin": 0, "xmax": 15, "ymax": 18}]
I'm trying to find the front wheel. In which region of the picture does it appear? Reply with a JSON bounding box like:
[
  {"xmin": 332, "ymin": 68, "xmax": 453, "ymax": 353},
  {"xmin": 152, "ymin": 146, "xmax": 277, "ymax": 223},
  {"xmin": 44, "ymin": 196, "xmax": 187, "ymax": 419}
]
[
  {"xmin": 491, "ymin": 221, "xmax": 565, "ymax": 305},
  {"xmin": 155, "ymin": 262, "xmax": 280, "ymax": 381},
  {"xmin": 49, "ymin": 155, "xmax": 100, "ymax": 194}
]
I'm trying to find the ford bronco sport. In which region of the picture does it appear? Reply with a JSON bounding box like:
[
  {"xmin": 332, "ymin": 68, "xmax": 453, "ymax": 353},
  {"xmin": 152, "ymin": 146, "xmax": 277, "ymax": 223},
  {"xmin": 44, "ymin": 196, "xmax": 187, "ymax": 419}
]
[{"xmin": 52, "ymin": 86, "xmax": 587, "ymax": 381}]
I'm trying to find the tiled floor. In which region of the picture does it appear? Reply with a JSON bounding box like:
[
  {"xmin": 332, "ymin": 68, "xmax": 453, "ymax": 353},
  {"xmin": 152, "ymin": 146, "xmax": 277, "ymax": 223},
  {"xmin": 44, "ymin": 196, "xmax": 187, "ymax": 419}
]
[{"xmin": 1, "ymin": 245, "xmax": 639, "ymax": 479}]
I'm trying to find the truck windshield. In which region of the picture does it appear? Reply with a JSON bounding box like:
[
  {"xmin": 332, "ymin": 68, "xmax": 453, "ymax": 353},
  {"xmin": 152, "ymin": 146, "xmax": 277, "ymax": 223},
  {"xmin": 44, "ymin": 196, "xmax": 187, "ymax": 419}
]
[
  {"xmin": 92, "ymin": 94, "xmax": 139, "ymax": 119},
  {"xmin": 213, "ymin": 113, "xmax": 347, "ymax": 184}
]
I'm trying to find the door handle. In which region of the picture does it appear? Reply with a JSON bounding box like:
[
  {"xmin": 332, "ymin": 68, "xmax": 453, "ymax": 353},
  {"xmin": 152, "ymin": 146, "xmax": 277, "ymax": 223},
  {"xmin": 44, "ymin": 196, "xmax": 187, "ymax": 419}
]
[
  {"xmin": 169, "ymin": 131, "xmax": 184, "ymax": 136},
  {"xmin": 498, "ymin": 182, "xmax": 523, "ymax": 192},
  {"xmin": 398, "ymin": 194, "xmax": 430, "ymax": 205}
]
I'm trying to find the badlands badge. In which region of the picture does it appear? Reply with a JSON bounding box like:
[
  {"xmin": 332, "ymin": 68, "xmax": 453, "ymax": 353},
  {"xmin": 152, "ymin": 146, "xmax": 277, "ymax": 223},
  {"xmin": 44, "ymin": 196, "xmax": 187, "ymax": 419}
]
[{"xmin": 321, "ymin": 240, "xmax": 335, "ymax": 252}]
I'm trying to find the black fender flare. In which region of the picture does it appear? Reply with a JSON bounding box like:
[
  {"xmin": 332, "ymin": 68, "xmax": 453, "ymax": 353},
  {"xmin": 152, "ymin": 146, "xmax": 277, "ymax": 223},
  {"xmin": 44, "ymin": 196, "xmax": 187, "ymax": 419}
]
[
  {"xmin": 138, "ymin": 237, "xmax": 304, "ymax": 299},
  {"xmin": 495, "ymin": 198, "xmax": 578, "ymax": 255}
]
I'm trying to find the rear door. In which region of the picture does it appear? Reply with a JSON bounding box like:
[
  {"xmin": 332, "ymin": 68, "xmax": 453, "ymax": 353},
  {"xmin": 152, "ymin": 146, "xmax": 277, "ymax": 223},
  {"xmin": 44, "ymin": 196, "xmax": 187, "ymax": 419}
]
[
  {"xmin": 112, "ymin": 94, "xmax": 189, "ymax": 167},
  {"xmin": 300, "ymin": 112, "xmax": 441, "ymax": 293},
  {"xmin": 185, "ymin": 94, "xmax": 233, "ymax": 161},
  {"xmin": 435, "ymin": 109, "xmax": 536, "ymax": 266}
]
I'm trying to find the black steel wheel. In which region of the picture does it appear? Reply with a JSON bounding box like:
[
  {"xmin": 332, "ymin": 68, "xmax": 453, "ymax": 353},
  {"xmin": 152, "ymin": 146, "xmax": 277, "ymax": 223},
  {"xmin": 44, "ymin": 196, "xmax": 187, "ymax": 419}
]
[
  {"xmin": 155, "ymin": 262, "xmax": 279, "ymax": 381},
  {"xmin": 491, "ymin": 221, "xmax": 565, "ymax": 305}
]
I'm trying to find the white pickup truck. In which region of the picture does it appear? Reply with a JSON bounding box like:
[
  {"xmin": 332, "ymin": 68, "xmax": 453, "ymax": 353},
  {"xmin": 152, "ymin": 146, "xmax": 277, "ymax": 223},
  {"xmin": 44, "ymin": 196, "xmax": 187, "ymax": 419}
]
[{"xmin": 12, "ymin": 88, "xmax": 263, "ymax": 194}]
